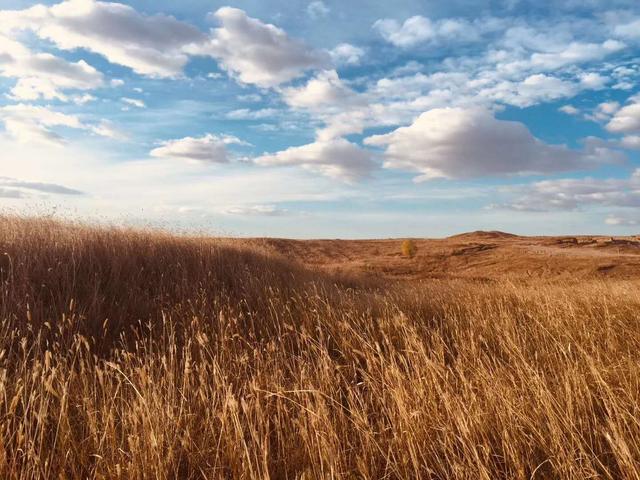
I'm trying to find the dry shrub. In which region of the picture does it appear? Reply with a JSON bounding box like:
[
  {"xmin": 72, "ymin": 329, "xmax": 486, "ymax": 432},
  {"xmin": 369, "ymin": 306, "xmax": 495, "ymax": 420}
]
[
  {"xmin": 0, "ymin": 216, "xmax": 639, "ymax": 479},
  {"xmin": 401, "ymin": 239, "xmax": 417, "ymax": 258}
]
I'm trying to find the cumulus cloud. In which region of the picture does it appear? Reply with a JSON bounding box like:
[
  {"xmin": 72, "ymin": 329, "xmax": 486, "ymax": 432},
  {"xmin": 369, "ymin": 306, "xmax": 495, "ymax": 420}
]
[
  {"xmin": 0, "ymin": 0, "xmax": 204, "ymax": 77},
  {"xmin": 150, "ymin": 133, "xmax": 245, "ymax": 163},
  {"xmin": 311, "ymin": 85, "xmax": 462, "ymax": 141},
  {"xmin": 293, "ymin": 32, "xmax": 624, "ymax": 144},
  {"xmin": 585, "ymin": 101, "xmax": 620, "ymax": 122},
  {"xmin": 254, "ymin": 138, "xmax": 376, "ymax": 181},
  {"xmin": 192, "ymin": 7, "xmax": 328, "ymax": 87},
  {"xmin": 580, "ymin": 72, "xmax": 608, "ymax": 89},
  {"xmin": 373, "ymin": 15, "xmax": 481, "ymax": 47},
  {"xmin": 483, "ymin": 74, "xmax": 579, "ymax": 107},
  {"xmin": 365, "ymin": 107, "xmax": 612, "ymax": 181},
  {"xmin": 526, "ymin": 40, "xmax": 625, "ymax": 71},
  {"xmin": 0, "ymin": 0, "xmax": 634, "ymax": 201},
  {"xmin": 607, "ymin": 95, "xmax": 640, "ymax": 133},
  {"xmin": 500, "ymin": 170, "xmax": 640, "ymax": 211},
  {"xmin": 373, "ymin": 16, "xmax": 436, "ymax": 47},
  {"xmin": 471, "ymin": 37, "xmax": 626, "ymax": 98},
  {"xmin": 0, "ymin": 33, "xmax": 103, "ymax": 100},
  {"xmin": 329, "ymin": 43, "xmax": 365, "ymax": 65},
  {"xmin": 283, "ymin": 70, "xmax": 361, "ymax": 109}
]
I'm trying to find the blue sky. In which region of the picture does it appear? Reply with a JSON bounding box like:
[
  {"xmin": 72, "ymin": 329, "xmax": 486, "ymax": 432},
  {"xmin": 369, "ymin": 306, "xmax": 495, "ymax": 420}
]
[{"xmin": 0, "ymin": 0, "xmax": 639, "ymax": 237}]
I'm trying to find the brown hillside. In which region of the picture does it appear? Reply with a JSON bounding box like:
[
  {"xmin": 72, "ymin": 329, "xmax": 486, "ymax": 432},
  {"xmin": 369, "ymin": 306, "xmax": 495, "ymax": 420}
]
[
  {"xmin": 253, "ymin": 233, "xmax": 640, "ymax": 281},
  {"xmin": 2, "ymin": 217, "xmax": 640, "ymax": 479}
]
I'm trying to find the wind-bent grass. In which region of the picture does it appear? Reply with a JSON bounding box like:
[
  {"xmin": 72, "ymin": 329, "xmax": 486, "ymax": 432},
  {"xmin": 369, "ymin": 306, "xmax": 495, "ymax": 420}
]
[{"xmin": 0, "ymin": 216, "xmax": 639, "ymax": 479}]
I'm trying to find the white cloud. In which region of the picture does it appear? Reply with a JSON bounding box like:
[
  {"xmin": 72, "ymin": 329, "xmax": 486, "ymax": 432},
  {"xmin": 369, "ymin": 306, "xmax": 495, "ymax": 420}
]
[
  {"xmin": 0, "ymin": 137, "xmax": 351, "ymax": 225},
  {"xmin": 254, "ymin": 138, "xmax": 376, "ymax": 181},
  {"xmin": 614, "ymin": 19, "xmax": 640, "ymax": 39},
  {"xmin": 607, "ymin": 96, "xmax": 640, "ymax": 133},
  {"xmin": 526, "ymin": 40, "xmax": 625, "ymax": 70},
  {"xmin": 283, "ymin": 70, "xmax": 360, "ymax": 109},
  {"xmin": 0, "ymin": 103, "xmax": 112, "ymax": 145},
  {"xmin": 470, "ymin": 37, "xmax": 627, "ymax": 95},
  {"xmin": 310, "ymin": 81, "xmax": 465, "ymax": 141},
  {"xmin": 0, "ymin": 176, "xmax": 83, "ymax": 197},
  {"xmin": 90, "ymin": 120, "xmax": 124, "ymax": 140},
  {"xmin": 580, "ymin": 72, "xmax": 608, "ymax": 89},
  {"xmin": 0, "ymin": 33, "xmax": 103, "ymax": 101},
  {"xmin": 597, "ymin": 101, "xmax": 620, "ymax": 115},
  {"xmin": 237, "ymin": 93, "xmax": 262, "ymax": 102},
  {"xmin": 122, "ymin": 97, "xmax": 146, "ymax": 108},
  {"xmin": 612, "ymin": 65, "xmax": 636, "ymax": 78},
  {"xmin": 222, "ymin": 204, "xmax": 287, "ymax": 216},
  {"xmin": 620, "ymin": 135, "xmax": 640, "ymax": 149},
  {"xmin": 329, "ymin": 43, "xmax": 365, "ymax": 65},
  {"xmin": 226, "ymin": 108, "xmax": 279, "ymax": 120},
  {"xmin": 365, "ymin": 107, "xmax": 609, "ymax": 181},
  {"xmin": 610, "ymin": 60, "xmax": 637, "ymax": 89},
  {"xmin": 585, "ymin": 101, "xmax": 620, "ymax": 122},
  {"xmin": 500, "ymin": 170, "xmax": 640, "ymax": 211},
  {"xmin": 559, "ymin": 105, "xmax": 580, "ymax": 115},
  {"xmin": 307, "ymin": 1, "xmax": 330, "ymax": 19},
  {"xmin": 191, "ymin": 7, "xmax": 328, "ymax": 87},
  {"xmin": 291, "ymin": 32, "xmax": 624, "ymax": 145},
  {"xmin": 483, "ymin": 74, "xmax": 578, "ymax": 107},
  {"xmin": 0, "ymin": 0, "xmax": 204, "ymax": 78},
  {"xmin": 613, "ymin": 80, "xmax": 635, "ymax": 91},
  {"xmin": 605, "ymin": 216, "xmax": 638, "ymax": 226},
  {"xmin": 373, "ymin": 16, "xmax": 432, "ymax": 47},
  {"xmin": 73, "ymin": 93, "xmax": 97, "ymax": 104},
  {"xmin": 373, "ymin": 15, "xmax": 480, "ymax": 47},
  {"xmin": 150, "ymin": 133, "xmax": 245, "ymax": 163}
]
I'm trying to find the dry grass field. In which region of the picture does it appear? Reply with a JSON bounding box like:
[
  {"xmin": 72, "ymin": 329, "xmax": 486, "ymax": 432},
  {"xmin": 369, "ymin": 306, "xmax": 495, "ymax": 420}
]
[{"xmin": 1, "ymin": 216, "xmax": 640, "ymax": 479}]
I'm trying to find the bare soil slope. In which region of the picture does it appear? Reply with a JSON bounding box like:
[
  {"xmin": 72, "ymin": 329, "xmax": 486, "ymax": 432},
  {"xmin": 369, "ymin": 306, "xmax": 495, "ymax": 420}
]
[{"xmin": 253, "ymin": 232, "xmax": 640, "ymax": 280}]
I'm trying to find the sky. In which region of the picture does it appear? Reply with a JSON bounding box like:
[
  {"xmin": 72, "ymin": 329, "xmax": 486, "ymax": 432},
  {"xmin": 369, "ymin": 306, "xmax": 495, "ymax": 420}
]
[{"xmin": 0, "ymin": 0, "xmax": 639, "ymax": 238}]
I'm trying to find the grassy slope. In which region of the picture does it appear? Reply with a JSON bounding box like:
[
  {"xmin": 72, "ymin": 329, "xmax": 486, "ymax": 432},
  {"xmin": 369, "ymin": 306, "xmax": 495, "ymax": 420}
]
[{"xmin": 1, "ymin": 217, "xmax": 639, "ymax": 479}]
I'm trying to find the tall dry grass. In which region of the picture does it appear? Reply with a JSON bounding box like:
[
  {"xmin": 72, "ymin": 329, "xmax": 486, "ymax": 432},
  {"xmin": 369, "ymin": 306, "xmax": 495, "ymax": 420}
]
[{"xmin": 0, "ymin": 216, "xmax": 639, "ymax": 479}]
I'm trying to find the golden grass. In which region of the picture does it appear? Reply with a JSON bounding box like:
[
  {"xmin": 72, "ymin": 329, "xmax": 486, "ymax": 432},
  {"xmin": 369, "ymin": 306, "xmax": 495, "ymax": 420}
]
[{"xmin": 1, "ymin": 216, "xmax": 639, "ymax": 479}]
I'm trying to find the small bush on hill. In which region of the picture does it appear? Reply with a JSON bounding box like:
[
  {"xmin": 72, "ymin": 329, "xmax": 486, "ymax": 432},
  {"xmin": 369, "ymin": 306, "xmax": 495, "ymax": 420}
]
[{"xmin": 402, "ymin": 239, "xmax": 417, "ymax": 258}]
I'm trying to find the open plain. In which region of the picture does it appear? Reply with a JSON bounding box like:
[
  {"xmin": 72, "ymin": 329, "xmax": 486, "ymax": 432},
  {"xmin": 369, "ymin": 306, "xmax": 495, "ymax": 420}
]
[{"xmin": 1, "ymin": 216, "xmax": 639, "ymax": 479}]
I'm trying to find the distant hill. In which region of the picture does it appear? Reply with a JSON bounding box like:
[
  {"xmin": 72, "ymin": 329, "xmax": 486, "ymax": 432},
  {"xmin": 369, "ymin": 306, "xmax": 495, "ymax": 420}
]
[
  {"xmin": 447, "ymin": 230, "xmax": 520, "ymax": 240},
  {"xmin": 255, "ymin": 232, "xmax": 640, "ymax": 281}
]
